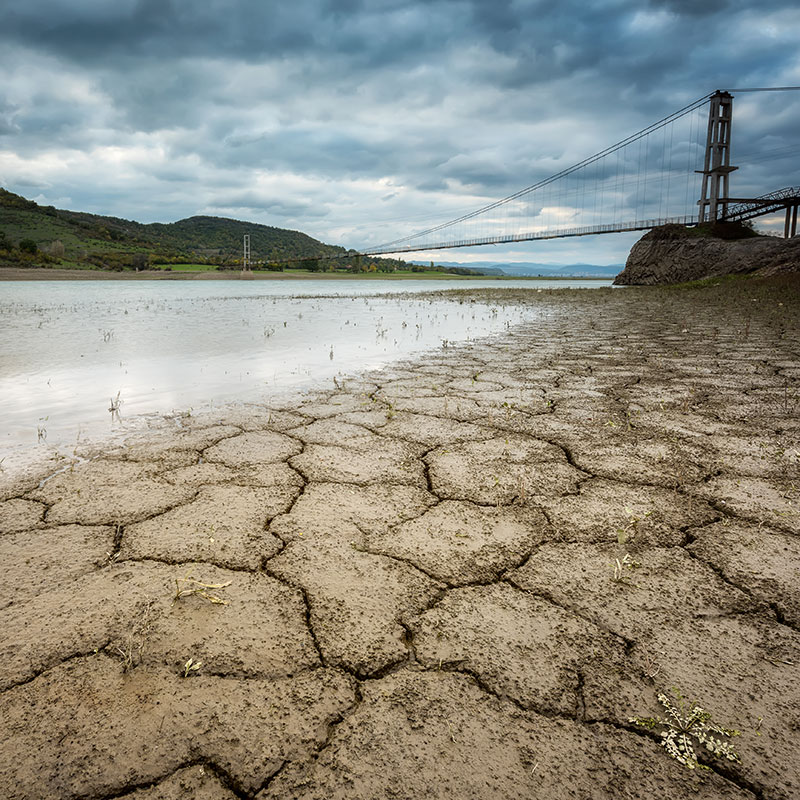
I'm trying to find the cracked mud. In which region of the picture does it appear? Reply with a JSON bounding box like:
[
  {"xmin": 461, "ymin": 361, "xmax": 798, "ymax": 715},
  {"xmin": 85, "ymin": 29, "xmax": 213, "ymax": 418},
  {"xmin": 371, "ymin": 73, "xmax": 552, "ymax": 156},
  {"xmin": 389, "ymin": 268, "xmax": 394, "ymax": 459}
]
[{"xmin": 1, "ymin": 278, "xmax": 798, "ymax": 799}]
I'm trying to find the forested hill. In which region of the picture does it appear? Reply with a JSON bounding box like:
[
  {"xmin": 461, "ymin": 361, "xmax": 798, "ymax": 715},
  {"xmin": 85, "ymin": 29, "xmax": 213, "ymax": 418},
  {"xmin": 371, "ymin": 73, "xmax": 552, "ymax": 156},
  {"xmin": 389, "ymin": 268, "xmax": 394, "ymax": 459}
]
[{"xmin": 0, "ymin": 188, "xmax": 348, "ymax": 268}]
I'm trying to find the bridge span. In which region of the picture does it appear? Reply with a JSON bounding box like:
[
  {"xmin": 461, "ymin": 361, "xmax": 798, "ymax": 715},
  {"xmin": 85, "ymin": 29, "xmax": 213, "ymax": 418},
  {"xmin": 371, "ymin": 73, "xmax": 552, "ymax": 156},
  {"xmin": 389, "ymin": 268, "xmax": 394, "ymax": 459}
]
[{"xmin": 359, "ymin": 88, "xmax": 800, "ymax": 257}]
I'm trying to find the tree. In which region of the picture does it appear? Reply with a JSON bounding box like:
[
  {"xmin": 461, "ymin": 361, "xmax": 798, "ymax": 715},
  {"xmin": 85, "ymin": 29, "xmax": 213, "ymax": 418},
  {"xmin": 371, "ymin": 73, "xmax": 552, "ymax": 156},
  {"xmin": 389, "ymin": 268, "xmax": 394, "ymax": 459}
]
[
  {"xmin": 19, "ymin": 239, "xmax": 37, "ymax": 254},
  {"xmin": 48, "ymin": 240, "xmax": 65, "ymax": 258}
]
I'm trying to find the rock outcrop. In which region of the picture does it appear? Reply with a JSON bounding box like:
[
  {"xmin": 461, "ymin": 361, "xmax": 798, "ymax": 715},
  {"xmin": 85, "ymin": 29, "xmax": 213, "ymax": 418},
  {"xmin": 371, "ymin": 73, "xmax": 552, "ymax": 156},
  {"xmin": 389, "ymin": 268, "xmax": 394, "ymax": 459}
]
[{"xmin": 614, "ymin": 224, "xmax": 800, "ymax": 285}]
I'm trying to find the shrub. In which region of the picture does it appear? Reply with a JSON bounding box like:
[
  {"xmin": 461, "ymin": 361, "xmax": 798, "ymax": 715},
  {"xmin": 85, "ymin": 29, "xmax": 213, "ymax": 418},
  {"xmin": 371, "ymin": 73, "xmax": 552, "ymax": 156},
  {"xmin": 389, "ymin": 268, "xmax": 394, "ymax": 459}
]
[{"xmin": 46, "ymin": 240, "xmax": 65, "ymax": 258}]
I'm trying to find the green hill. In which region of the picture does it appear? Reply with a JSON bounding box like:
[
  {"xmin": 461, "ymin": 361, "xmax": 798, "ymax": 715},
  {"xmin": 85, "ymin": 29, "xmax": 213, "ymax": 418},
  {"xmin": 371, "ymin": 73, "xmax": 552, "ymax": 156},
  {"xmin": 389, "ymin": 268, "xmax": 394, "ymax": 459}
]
[
  {"xmin": 0, "ymin": 188, "xmax": 347, "ymax": 270},
  {"xmin": 0, "ymin": 188, "xmax": 501, "ymax": 276}
]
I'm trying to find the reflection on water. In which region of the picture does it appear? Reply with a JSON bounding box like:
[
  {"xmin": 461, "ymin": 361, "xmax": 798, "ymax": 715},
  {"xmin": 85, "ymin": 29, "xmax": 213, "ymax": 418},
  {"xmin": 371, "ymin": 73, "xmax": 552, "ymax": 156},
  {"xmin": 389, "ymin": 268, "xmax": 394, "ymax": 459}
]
[{"xmin": 2, "ymin": 279, "xmax": 589, "ymax": 454}]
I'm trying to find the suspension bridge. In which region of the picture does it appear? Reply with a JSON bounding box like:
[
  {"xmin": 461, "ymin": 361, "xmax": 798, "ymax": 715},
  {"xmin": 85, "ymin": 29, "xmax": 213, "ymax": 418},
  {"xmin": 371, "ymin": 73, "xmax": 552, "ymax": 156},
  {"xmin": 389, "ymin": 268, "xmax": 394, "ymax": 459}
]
[{"xmin": 359, "ymin": 88, "xmax": 800, "ymax": 257}]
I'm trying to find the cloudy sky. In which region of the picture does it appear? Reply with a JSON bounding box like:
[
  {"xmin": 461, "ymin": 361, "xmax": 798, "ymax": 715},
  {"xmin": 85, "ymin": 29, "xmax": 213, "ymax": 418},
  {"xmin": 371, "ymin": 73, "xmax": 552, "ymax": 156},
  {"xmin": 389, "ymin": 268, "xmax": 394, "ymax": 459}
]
[{"xmin": 1, "ymin": 0, "xmax": 799, "ymax": 266}]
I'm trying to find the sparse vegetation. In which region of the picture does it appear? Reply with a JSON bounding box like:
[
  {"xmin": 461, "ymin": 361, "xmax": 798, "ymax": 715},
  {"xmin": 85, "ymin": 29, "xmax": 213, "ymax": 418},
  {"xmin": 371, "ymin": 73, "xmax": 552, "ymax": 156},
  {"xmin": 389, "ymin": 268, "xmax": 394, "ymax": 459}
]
[
  {"xmin": 173, "ymin": 573, "xmax": 232, "ymax": 605},
  {"xmin": 108, "ymin": 392, "xmax": 123, "ymax": 422},
  {"xmin": 611, "ymin": 553, "xmax": 640, "ymax": 583},
  {"xmin": 629, "ymin": 689, "xmax": 741, "ymax": 770},
  {"xmin": 616, "ymin": 507, "xmax": 653, "ymax": 545},
  {"xmin": 645, "ymin": 220, "xmax": 761, "ymax": 241},
  {"xmin": 113, "ymin": 598, "xmax": 156, "ymax": 673},
  {"xmin": 182, "ymin": 657, "xmax": 203, "ymax": 677}
]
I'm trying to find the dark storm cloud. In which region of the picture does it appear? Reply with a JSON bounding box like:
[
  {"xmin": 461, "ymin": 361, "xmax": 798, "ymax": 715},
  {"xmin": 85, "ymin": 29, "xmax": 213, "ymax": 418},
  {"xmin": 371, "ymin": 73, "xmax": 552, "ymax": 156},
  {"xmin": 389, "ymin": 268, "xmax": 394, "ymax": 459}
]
[
  {"xmin": 0, "ymin": 0, "xmax": 441, "ymax": 70},
  {"xmin": 0, "ymin": 0, "xmax": 316, "ymax": 62},
  {"xmin": 1, "ymin": 0, "xmax": 798, "ymax": 261}
]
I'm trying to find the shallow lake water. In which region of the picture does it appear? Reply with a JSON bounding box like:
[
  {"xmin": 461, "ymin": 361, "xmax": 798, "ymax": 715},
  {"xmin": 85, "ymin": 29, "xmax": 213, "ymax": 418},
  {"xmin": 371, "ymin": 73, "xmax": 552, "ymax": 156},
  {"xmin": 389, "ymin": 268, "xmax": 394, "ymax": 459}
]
[{"xmin": 0, "ymin": 278, "xmax": 610, "ymax": 457}]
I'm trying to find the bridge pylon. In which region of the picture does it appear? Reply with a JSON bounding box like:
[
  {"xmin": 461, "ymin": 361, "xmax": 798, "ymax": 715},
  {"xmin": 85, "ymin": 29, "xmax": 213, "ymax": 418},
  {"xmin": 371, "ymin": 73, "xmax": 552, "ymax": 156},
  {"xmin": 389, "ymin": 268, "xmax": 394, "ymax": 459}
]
[{"xmin": 697, "ymin": 90, "xmax": 738, "ymax": 223}]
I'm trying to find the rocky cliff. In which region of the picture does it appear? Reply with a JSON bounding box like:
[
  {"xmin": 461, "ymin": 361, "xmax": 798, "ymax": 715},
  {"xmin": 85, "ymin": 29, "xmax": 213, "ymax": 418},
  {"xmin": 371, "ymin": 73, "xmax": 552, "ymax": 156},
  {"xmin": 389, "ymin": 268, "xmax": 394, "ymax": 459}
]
[{"xmin": 614, "ymin": 224, "xmax": 800, "ymax": 285}]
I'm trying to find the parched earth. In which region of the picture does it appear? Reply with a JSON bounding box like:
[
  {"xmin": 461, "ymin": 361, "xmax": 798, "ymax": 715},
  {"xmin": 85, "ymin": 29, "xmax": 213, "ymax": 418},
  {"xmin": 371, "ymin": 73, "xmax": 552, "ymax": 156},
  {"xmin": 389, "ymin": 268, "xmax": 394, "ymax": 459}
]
[{"xmin": 0, "ymin": 277, "xmax": 798, "ymax": 799}]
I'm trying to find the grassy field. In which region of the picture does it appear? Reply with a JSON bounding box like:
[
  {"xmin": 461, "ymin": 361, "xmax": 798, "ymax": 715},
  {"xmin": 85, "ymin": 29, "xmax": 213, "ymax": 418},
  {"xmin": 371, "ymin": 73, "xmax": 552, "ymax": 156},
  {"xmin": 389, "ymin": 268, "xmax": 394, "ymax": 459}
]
[{"xmin": 152, "ymin": 264, "xmax": 218, "ymax": 272}]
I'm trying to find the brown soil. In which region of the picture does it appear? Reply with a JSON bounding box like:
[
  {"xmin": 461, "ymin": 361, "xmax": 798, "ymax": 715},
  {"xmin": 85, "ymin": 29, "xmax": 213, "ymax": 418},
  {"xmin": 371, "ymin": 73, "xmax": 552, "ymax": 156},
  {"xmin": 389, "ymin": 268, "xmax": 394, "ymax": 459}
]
[{"xmin": 1, "ymin": 276, "xmax": 798, "ymax": 799}]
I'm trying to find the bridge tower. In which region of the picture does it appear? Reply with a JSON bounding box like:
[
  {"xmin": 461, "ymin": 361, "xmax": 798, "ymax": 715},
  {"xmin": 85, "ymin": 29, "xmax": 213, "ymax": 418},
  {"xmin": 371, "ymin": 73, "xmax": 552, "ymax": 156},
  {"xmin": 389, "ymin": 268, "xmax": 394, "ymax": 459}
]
[{"xmin": 697, "ymin": 90, "xmax": 737, "ymax": 223}]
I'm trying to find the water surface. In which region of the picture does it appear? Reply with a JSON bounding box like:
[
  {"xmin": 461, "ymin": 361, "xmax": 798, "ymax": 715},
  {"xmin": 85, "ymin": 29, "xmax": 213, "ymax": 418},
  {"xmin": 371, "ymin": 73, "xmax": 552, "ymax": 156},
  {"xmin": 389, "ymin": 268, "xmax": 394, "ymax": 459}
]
[{"xmin": 0, "ymin": 278, "xmax": 609, "ymax": 456}]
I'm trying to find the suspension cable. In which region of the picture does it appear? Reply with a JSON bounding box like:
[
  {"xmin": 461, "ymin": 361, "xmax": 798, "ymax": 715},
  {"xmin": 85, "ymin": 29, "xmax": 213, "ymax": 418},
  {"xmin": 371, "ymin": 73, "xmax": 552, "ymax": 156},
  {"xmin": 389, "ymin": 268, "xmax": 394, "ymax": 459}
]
[{"xmin": 370, "ymin": 92, "xmax": 714, "ymax": 250}]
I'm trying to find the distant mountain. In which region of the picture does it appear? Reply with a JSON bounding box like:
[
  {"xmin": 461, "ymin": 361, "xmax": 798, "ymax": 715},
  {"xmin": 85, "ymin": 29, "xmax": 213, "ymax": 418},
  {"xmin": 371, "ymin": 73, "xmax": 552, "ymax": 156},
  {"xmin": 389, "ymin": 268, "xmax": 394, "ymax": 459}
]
[
  {"xmin": 425, "ymin": 259, "xmax": 621, "ymax": 277},
  {"xmin": 0, "ymin": 188, "xmax": 346, "ymax": 268},
  {"xmin": 0, "ymin": 188, "xmax": 621, "ymax": 277}
]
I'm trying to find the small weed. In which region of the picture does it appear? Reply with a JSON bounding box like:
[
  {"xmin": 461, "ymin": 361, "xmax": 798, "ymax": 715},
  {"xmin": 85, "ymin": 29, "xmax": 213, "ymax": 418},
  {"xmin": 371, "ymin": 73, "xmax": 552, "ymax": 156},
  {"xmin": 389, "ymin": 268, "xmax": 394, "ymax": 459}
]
[
  {"xmin": 182, "ymin": 657, "xmax": 203, "ymax": 677},
  {"xmin": 611, "ymin": 553, "xmax": 640, "ymax": 584},
  {"xmin": 624, "ymin": 408, "xmax": 635, "ymax": 430},
  {"xmin": 446, "ymin": 720, "xmax": 458, "ymax": 743},
  {"xmin": 616, "ymin": 507, "xmax": 653, "ymax": 546},
  {"xmin": 638, "ymin": 648, "xmax": 661, "ymax": 681},
  {"xmin": 173, "ymin": 573, "xmax": 231, "ymax": 605},
  {"xmin": 629, "ymin": 689, "xmax": 740, "ymax": 770},
  {"xmin": 109, "ymin": 391, "xmax": 123, "ymax": 422},
  {"xmin": 114, "ymin": 597, "xmax": 156, "ymax": 673},
  {"xmin": 106, "ymin": 524, "xmax": 122, "ymax": 563}
]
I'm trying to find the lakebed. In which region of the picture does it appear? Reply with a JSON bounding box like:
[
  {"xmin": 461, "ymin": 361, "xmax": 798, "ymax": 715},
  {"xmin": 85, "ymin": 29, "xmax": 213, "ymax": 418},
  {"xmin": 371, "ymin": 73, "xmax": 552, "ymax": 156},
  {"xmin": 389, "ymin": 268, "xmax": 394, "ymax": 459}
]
[{"xmin": 0, "ymin": 276, "xmax": 798, "ymax": 799}]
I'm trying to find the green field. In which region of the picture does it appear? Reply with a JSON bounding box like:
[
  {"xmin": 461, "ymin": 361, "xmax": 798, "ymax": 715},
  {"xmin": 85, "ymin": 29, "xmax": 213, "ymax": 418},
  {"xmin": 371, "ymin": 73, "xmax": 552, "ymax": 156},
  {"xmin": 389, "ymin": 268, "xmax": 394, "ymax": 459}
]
[{"xmin": 151, "ymin": 263, "xmax": 218, "ymax": 272}]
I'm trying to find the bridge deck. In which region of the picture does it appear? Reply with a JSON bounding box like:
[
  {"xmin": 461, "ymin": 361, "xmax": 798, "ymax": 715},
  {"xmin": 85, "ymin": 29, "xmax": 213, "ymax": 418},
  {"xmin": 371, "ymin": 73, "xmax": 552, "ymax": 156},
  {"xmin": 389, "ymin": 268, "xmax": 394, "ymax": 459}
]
[{"xmin": 361, "ymin": 216, "xmax": 698, "ymax": 256}]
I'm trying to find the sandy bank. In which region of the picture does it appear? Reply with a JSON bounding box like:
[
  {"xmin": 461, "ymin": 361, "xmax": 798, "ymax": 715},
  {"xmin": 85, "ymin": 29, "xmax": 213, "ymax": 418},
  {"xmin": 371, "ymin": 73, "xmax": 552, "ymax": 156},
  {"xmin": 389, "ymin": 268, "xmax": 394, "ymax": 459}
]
[{"xmin": 0, "ymin": 276, "xmax": 798, "ymax": 799}]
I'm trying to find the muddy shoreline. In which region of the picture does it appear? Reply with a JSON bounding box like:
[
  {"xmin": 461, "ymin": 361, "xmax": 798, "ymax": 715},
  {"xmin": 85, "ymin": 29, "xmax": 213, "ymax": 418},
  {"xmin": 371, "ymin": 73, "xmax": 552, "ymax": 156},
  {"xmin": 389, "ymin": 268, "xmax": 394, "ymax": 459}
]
[
  {"xmin": 0, "ymin": 267, "xmax": 607, "ymax": 282},
  {"xmin": 1, "ymin": 277, "xmax": 798, "ymax": 799}
]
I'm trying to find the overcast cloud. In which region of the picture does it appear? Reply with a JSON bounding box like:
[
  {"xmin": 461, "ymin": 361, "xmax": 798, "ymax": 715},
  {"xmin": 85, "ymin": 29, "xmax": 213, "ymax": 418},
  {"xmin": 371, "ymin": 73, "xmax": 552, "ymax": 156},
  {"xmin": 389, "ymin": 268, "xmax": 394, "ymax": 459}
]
[{"xmin": 1, "ymin": 0, "xmax": 798, "ymax": 265}]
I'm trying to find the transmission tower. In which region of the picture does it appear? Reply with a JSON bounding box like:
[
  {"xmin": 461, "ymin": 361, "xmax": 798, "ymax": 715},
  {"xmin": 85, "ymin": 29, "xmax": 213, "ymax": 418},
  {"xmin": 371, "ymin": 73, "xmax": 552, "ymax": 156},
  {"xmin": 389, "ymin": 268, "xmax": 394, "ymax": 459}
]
[{"xmin": 242, "ymin": 234, "xmax": 251, "ymax": 272}]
